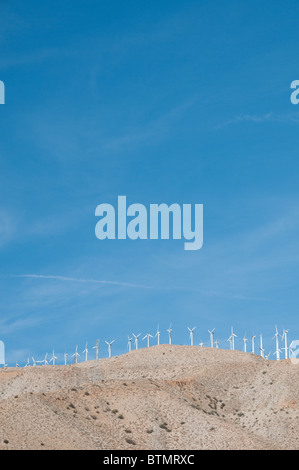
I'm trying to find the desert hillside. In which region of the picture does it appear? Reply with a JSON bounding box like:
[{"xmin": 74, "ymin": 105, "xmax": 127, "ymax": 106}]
[{"xmin": 0, "ymin": 345, "xmax": 298, "ymax": 450}]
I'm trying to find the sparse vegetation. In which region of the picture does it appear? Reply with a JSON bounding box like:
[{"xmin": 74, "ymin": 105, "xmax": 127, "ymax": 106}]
[
  {"xmin": 125, "ymin": 438, "xmax": 136, "ymax": 445},
  {"xmin": 160, "ymin": 422, "xmax": 171, "ymax": 432}
]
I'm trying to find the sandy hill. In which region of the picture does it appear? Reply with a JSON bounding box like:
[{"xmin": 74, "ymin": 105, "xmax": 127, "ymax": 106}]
[{"xmin": 0, "ymin": 345, "xmax": 298, "ymax": 450}]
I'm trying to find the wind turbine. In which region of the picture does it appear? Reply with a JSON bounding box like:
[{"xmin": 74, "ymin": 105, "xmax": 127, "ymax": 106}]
[
  {"xmin": 133, "ymin": 333, "xmax": 141, "ymax": 350},
  {"xmin": 64, "ymin": 352, "xmax": 68, "ymax": 365},
  {"xmin": 281, "ymin": 329, "xmax": 289, "ymax": 359},
  {"xmin": 230, "ymin": 327, "xmax": 237, "ymax": 350},
  {"xmin": 32, "ymin": 356, "xmax": 37, "ymax": 367},
  {"xmin": 155, "ymin": 325, "xmax": 161, "ymax": 345},
  {"xmin": 227, "ymin": 336, "xmax": 233, "ymax": 350},
  {"xmin": 208, "ymin": 328, "xmax": 215, "ymax": 348},
  {"xmin": 127, "ymin": 336, "xmax": 133, "ymax": 352},
  {"xmin": 199, "ymin": 341, "xmax": 204, "ymax": 347},
  {"xmin": 16, "ymin": 362, "xmax": 19, "ymax": 368},
  {"xmin": 243, "ymin": 333, "xmax": 248, "ymax": 353},
  {"xmin": 83, "ymin": 342, "xmax": 89, "ymax": 362},
  {"xmin": 93, "ymin": 339, "xmax": 100, "ymax": 360},
  {"xmin": 273, "ymin": 325, "xmax": 281, "ymax": 361},
  {"xmin": 260, "ymin": 334, "xmax": 265, "ymax": 358},
  {"xmin": 251, "ymin": 335, "xmax": 256, "ymax": 354},
  {"xmin": 188, "ymin": 327, "xmax": 196, "ymax": 346},
  {"xmin": 166, "ymin": 324, "xmax": 172, "ymax": 345},
  {"xmin": 25, "ymin": 357, "xmax": 30, "ymax": 367},
  {"xmin": 50, "ymin": 350, "xmax": 57, "ymax": 365},
  {"xmin": 43, "ymin": 353, "xmax": 49, "ymax": 365},
  {"xmin": 215, "ymin": 339, "xmax": 219, "ymax": 349},
  {"xmin": 143, "ymin": 333, "xmax": 153, "ymax": 348},
  {"xmin": 289, "ymin": 341, "xmax": 298, "ymax": 361},
  {"xmin": 72, "ymin": 345, "xmax": 80, "ymax": 364},
  {"xmin": 105, "ymin": 340, "xmax": 115, "ymax": 358},
  {"xmin": 265, "ymin": 351, "xmax": 271, "ymax": 360}
]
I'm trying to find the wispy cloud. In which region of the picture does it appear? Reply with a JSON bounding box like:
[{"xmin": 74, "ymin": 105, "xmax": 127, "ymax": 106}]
[
  {"xmin": 7, "ymin": 273, "xmax": 270, "ymax": 302},
  {"xmin": 0, "ymin": 47, "xmax": 73, "ymax": 69},
  {"xmin": 0, "ymin": 210, "xmax": 15, "ymax": 247},
  {"xmin": 0, "ymin": 315, "xmax": 51, "ymax": 335},
  {"xmin": 10, "ymin": 274, "xmax": 153, "ymax": 289},
  {"xmin": 217, "ymin": 113, "xmax": 273, "ymax": 128},
  {"xmin": 0, "ymin": 206, "xmax": 84, "ymax": 250},
  {"xmin": 102, "ymin": 96, "xmax": 199, "ymax": 151},
  {"xmin": 218, "ymin": 111, "xmax": 299, "ymax": 128}
]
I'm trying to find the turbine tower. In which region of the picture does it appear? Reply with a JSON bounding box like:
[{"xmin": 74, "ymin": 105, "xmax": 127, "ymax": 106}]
[
  {"xmin": 143, "ymin": 333, "xmax": 153, "ymax": 348},
  {"xmin": 127, "ymin": 336, "xmax": 133, "ymax": 352},
  {"xmin": 166, "ymin": 324, "xmax": 172, "ymax": 345},
  {"xmin": 32, "ymin": 356, "xmax": 37, "ymax": 367},
  {"xmin": 64, "ymin": 352, "xmax": 68, "ymax": 365},
  {"xmin": 281, "ymin": 329, "xmax": 289, "ymax": 359},
  {"xmin": 155, "ymin": 325, "xmax": 161, "ymax": 345},
  {"xmin": 105, "ymin": 340, "xmax": 115, "ymax": 358},
  {"xmin": 251, "ymin": 335, "xmax": 256, "ymax": 354},
  {"xmin": 243, "ymin": 333, "xmax": 248, "ymax": 353},
  {"xmin": 260, "ymin": 334, "xmax": 265, "ymax": 358},
  {"xmin": 133, "ymin": 333, "xmax": 141, "ymax": 350},
  {"xmin": 274, "ymin": 325, "xmax": 281, "ymax": 361},
  {"xmin": 208, "ymin": 328, "xmax": 215, "ymax": 348},
  {"xmin": 230, "ymin": 327, "xmax": 237, "ymax": 350},
  {"xmin": 50, "ymin": 350, "xmax": 57, "ymax": 366},
  {"xmin": 93, "ymin": 339, "xmax": 100, "ymax": 360},
  {"xmin": 188, "ymin": 327, "xmax": 196, "ymax": 346},
  {"xmin": 215, "ymin": 339, "xmax": 219, "ymax": 349},
  {"xmin": 83, "ymin": 342, "xmax": 89, "ymax": 362},
  {"xmin": 72, "ymin": 345, "xmax": 80, "ymax": 364},
  {"xmin": 43, "ymin": 353, "xmax": 49, "ymax": 365}
]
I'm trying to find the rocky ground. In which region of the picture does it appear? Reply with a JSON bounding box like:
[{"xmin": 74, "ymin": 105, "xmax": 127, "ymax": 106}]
[{"xmin": 0, "ymin": 345, "xmax": 298, "ymax": 450}]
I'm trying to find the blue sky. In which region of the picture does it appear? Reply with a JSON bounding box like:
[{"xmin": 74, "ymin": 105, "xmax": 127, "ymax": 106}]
[{"xmin": 1, "ymin": 0, "xmax": 299, "ymax": 364}]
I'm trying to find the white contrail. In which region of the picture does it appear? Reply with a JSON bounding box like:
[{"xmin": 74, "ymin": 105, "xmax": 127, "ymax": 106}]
[{"xmin": 10, "ymin": 274, "xmax": 152, "ymax": 289}]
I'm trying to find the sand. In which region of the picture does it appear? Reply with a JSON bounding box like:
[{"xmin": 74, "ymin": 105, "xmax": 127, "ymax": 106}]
[{"xmin": 0, "ymin": 345, "xmax": 298, "ymax": 450}]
